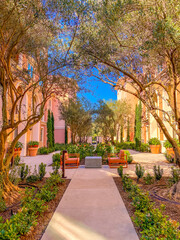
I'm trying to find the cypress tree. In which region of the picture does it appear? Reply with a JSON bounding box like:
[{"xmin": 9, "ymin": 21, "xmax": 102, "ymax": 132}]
[
  {"xmin": 127, "ymin": 118, "xmax": 130, "ymax": 142},
  {"xmin": 51, "ymin": 112, "xmax": 55, "ymax": 147},
  {"xmin": 47, "ymin": 110, "xmax": 53, "ymax": 148}
]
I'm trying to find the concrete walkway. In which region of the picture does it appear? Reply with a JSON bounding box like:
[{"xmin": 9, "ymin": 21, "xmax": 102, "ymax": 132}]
[{"xmin": 41, "ymin": 167, "xmax": 139, "ymax": 240}]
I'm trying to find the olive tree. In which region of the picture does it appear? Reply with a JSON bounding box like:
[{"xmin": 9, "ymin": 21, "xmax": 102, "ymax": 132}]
[{"xmin": 76, "ymin": 0, "xmax": 180, "ymax": 164}]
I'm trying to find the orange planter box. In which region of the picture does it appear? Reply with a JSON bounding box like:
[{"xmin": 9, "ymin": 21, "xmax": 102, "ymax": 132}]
[
  {"xmin": 28, "ymin": 147, "xmax": 38, "ymax": 156},
  {"xmin": 150, "ymin": 145, "xmax": 161, "ymax": 154}
]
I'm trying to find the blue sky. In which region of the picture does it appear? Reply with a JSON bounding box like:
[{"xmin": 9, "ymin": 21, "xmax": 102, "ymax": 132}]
[{"xmin": 78, "ymin": 78, "xmax": 117, "ymax": 104}]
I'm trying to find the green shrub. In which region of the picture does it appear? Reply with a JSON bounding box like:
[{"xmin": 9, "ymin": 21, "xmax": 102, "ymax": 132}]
[
  {"xmin": 9, "ymin": 166, "xmax": 20, "ymax": 186},
  {"xmin": 169, "ymin": 167, "xmax": 180, "ymax": 185},
  {"xmin": 163, "ymin": 139, "xmax": 180, "ymax": 149},
  {"xmin": 133, "ymin": 206, "xmax": 180, "ymax": 239},
  {"xmin": 23, "ymin": 197, "xmax": 47, "ymax": 215},
  {"xmin": 26, "ymin": 175, "xmax": 39, "ymax": 183},
  {"xmin": 52, "ymin": 153, "xmax": 60, "ymax": 164},
  {"xmin": 52, "ymin": 161, "xmax": 60, "ymax": 175},
  {"xmin": 38, "ymin": 186, "xmax": 58, "ymax": 202},
  {"xmin": 38, "ymin": 163, "xmax": 46, "ymax": 181},
  {"xmin": 38, "ymin": 147, "xmax": 48, "ymax": 155},
  {"xmin": 0, "ymin": 170, "xmax": 64, "ymax": 239},
  {"xmin": 163, "ymin": 140, "xmax": 173, "ymax": 149},
  {"xmin": 121, "ymin": 175, "xmax": 180, "ymax": 239},
  {"xmin": 143, "ymin": 173, "xmax": 154, "ymax": 185},
  {"xmin": 15, "ymin": 141, "xmax": 23, "ymax": 150},
  {"xmin": 153, "ymin": 165, "xmax": 163, "ymax": 180},
  {"xmin": 117, "ymin": 166, "xmax": 123, "ymax": 178},
  {"xmin": 20, "ymin": 164, "xmax": 29, "ymax": 181},
  {"xmin": 148, "ymin": 137, "xmax": 161, "ymax": 145},
  {"xmin": 135, "ymin": 164, "xmax": 145, "ymax": 182},
  {"xmin": 54, "ymin": 143, "xmax": 66, "ymax": 151},
  {"xmin": 164, "ymin": 152, "xmax": 174, "ymax": 163},
  {"xmin": 137, "ymin": 143, "xmax": 150, "ymax": 152},
  {"xmin": 46, "ymin": 173, "xmax": 64, "ymax": 187},
  {"xmin": 48, "ymin": 147, "xmax": 55, "ymax": 153},
  {"xmin": 122, "ymin": 174, "xmax": 133, "ymax": 191},
  {"xmin": 28, "ymin": 141, "xmax": 39, "ymax": 147},
  {"xmin": 132, "ymin": 191, "xmax": 153, "ymax": 212},
  {"xmin": 14, "ymin": 155, "xmax": 20, "ymax": 166},
  {"xmin": 124, "ymin": 150, "xmax": 133, "ymax": 164}
]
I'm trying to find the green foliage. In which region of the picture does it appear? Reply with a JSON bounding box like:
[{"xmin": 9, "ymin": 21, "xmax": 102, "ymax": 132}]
[
  {"xmin": 20, "ymin": 164, "xmax": 29, "ymax": 181},
  {"xmin": 133, "ymin": 206, "xmax": 180, "ymax": 239},
  {"xmin": 38, "ymin": 186, "xmax": 58, "ymax": 202},
  {"xmin": 148, "ymin": 137, "xmax": 161, "ymax": 145},
  {"xmin": 51, "ymin": 112, "xmax": 55, "ymax": 148},
  {"xmin": 14, "ymin": 156, "xmax": 20, "ymax": 166},
  {"xmin": 26, "ymin": 175, "xmax": 39, "ymax": 183},
  {"xmin": 54, "ymin": 143, "xmax": 66, "ymax": 151},
  {"xmin": 59, "ymin": 98, "xmax": 92, "ymax": 144},
  {"xmin": 38, "ymin": 163, "xmax": 46, "ymax": 181},
  {"xmin": 153, "ymin": 165, "xmax": 163, "ymax": 180},
  {"xmin": 14, "ymin": 141, "xmax": 23, "ymax": 150},
  {"xmin": 52, "ymin": 161, "xmax": 60, "ymax": 175},
  {"xmin": 47, "ymin": 110, "xmax": 53, "ymax": 148},
  {"xmin": 122, "ymin": 174, "xmax": 133, "ymax": 191},
  {"xmin": 135, "ymin": 164, "xmax": 145, "ymax": 182},
  {"xmin": 38, "ymin": 147, "xmax": 48, "ymax": 155},
  {"xmin": 37, "ymin": 147, "xmax": 55, "ymax": 155},
  {"xmin": 117, "ymin": 165, "xmax": 123, "ymax": 178},
  {"xmin": 163, "ymin": 139, "xmax": 180, "ymax": 149},
  {"xmin": 121, "ymin": 175, "xmax": 180, "ymax": 239},
  {"xmin": 124, "ymin": 150, "xmax": 133, "ymax": 164},
  {"xmin": 136, "ymin": 143, "xmax": 150, "ymax": 152},
  {"xmin": 143, "ymin": 173, "xmax": 154, "ymax": 185},
  {"xmin": 28, "ymin": 141, "xmax": 39, "ymax": 147},
  {"xmin": 0, "ymin": 169, "xmax": 64, "ymax": 239},
  {"xmin": 169, "ymin": 167, "xmax": 180, "ymax": 185},
  {"xmin": 52, "ymin": 153, "xmax": 60, "ymax": 164},
  {"xmin": 46, "ymin": 173, "xmax": 64, "ymax": 187},
  {"xmin": 164, "ymin": 152, "xmax": 174, "ymax": 163},
  {"xmin": 9, "ymin": 167, "xmax": 20, "ymax": 186}
]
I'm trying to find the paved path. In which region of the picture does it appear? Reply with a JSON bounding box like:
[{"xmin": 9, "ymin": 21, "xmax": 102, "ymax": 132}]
[{"xmin": 41, "ymin": 167, "xmax": 139, "ymax": 240}]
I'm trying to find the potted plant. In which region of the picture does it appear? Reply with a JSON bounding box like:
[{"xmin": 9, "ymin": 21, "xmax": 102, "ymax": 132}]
[
  {"xmin": 148, "ymin": 137, "xmax": 161, "ymax": 154},
  {"xmin": 163, "ymin": 139, "xmax": 179, "ymax": 155},
  {"xmin": 28, "ymin": 141, "xmax": 39, "ymax": 156},
  {"xmin": 14, "ymin": 141, "xmax": 23, "ymax": 158}
]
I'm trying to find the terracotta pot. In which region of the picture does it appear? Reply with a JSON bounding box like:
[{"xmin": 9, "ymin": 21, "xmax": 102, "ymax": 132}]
[
  {"xmin": 150, "ymin": 145, "xmax": 161, "ymax": 154},
  {"xmin": 28, "ymin": 147, "xmax": 38, "ymax": 156},
  {"xmin": 166, "ymin": 148, "xmax": 174, "ymax": 156},
  {"xmin": 14, "ymin": 150, "xmax": 21, "ymax": 158}
]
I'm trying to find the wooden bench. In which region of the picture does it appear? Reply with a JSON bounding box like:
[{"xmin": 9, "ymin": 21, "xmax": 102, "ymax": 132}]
[
  {"xmin": 108, "ymin": 150, "xmax": 128, "ymax": 168},
  {"xmin": 60, "ymin": 153, "xmax": 80, "ymax": 168}
]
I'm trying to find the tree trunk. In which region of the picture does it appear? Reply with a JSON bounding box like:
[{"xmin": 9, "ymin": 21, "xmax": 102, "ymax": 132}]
[
  {"xmin": 151, "ymin": 110, "xmax": 180, "ymax": 166},
  {"xmin": 0, "ymin": 170, "xmax": 20, "ymax": 201}
]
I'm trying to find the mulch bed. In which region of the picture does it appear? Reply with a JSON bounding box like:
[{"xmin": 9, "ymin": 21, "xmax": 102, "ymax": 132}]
[
  {"xmin": 114, "ymin": 177, "xmax": 180, "ymax": 239},
  {"xmin": 0, "ymin": 178, "xmax": 70, "ymax": 240}
]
